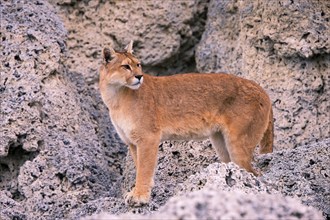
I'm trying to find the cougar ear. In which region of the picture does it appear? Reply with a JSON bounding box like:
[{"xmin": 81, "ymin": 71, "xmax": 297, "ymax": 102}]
[
  {"xmin": 103, "ymin": 47, "xmax": 116, "ymax": 63},
  {"xmin": 125, "ymin": 40, "xmax": 134, "ymax": 54}
]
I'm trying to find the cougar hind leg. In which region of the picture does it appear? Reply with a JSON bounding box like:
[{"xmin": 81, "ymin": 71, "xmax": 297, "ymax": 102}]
[
  {"xmin": 224, "ymin": 125, "xmax": 264, "ymax": 176},
  {"xmin": 259, "ymin": 107, "xmax": 274, "ymax": 154},
  {"xmin": 210, "ymin": 131, "xmax": 231, "ymax": 163}
]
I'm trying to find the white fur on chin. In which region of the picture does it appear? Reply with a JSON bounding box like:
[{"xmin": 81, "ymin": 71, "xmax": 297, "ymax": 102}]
[{"xmin": 127, "ymin": 77, "xmax": 143, "ymax": 90}]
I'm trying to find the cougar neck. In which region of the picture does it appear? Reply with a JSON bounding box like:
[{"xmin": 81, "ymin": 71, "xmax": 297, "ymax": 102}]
[{"xmin": 100, "ymin": 84, "xmax": 131, "ymax": 110}]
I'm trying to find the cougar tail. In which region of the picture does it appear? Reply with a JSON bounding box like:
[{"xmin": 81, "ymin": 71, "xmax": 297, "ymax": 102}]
[{"xmin": 259, "ymin": 106, "xmax": 274, "ymax": 154}]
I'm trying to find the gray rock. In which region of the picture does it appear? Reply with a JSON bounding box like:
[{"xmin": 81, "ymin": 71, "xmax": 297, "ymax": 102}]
[
  {"xmin": 0, "ymin": 190, "xmax": 26, "ymax": 220},
  {"xmin": 175, "ymin": 162, "xmax": 274, "ymax": 195},
  {"xmin": 258, "ymin": 138, "xmax": 330, "ymax": 218},
  {"xmin": 49, "ymin": 0, "xmax": 208, "ymax": 82},
  {"xmin": 0, "ymin": 1, "xmax": 125, "ymax": 219},
  {"xmin": 84, "ymin": 189, "xmax": 323, "ymax": 220}
]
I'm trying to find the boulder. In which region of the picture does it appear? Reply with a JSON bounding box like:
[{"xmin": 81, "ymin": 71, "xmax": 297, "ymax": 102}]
[
  {"xmin": 0, "ymin": 1, "xmax": 124, "ymax": 219},
  {"xmin": 49, "ymin": 0, "xmax": 208, "ymax": 82}
]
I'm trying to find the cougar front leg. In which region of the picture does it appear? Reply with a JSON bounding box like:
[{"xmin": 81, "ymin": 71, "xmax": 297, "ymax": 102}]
[
  {"xmin": 129, "ymin": 144, "xmax": 137, "ymax": 167},
  {"xmin": 125, "ymin": 138, "xmax": 159, "ymax": 206}
]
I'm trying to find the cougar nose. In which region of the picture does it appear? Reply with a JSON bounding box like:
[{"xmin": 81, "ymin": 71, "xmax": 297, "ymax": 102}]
[{"xmin": 135, "ymin": 75, "xmax": 143, "ymax": 81}]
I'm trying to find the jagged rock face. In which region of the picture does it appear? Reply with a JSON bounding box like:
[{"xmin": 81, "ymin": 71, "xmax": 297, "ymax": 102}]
[
  {"xmin": 0, "ymin": 1, "xmax": 124, "ymax": 219},
  {"xmin": 196, "ymin": 0, "xmax": 330, "ymax": 149},
  {"xmin": 49, "ymin": 0, "xmax": 208, "ymax": 83}
]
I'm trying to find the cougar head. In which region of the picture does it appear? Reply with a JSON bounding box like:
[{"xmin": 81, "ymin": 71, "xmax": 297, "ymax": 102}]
[{"xmin": 100, "ymin": 40, "xmax": 143, "ymax": 90}]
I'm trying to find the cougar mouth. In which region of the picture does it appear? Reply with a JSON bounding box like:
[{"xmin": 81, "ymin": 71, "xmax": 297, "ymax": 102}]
[
  {"xmin": 127, "ymin": 83, "xmax": 141, "ymax": 90},
  {"xmin": 126, "ymin": 75, "xmax": 143, "ymax": 90},
  {"xmin": 127, "ymin": 79, "xmax": 143, "ymax": 90}
]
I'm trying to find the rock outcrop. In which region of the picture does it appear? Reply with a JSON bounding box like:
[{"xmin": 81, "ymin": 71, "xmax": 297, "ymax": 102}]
[{"xmin": 1, "ymin": 1, "xmax": 124, "ymax": 219}]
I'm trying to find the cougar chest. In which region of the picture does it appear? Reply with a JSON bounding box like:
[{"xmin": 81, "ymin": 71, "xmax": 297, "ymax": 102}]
[{"xmin": 109, "ymin": 108, "xmax": 135, "ymax": 145}]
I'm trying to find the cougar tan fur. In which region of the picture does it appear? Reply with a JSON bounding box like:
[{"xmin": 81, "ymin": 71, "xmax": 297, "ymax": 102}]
[{"xmin": 99, "ymin": 41, "xmax": 273, "ymax": 206}]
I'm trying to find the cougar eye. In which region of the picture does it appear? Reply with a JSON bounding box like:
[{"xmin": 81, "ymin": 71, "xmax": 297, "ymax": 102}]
[{"xmin": 122, "ymin": 64, "xmax": 131, "ymax": 70}]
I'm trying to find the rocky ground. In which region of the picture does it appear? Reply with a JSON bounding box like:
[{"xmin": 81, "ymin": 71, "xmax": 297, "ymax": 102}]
[{"xmin": 1, "ymin": 0, "xmax": 329, "ymax": 219}]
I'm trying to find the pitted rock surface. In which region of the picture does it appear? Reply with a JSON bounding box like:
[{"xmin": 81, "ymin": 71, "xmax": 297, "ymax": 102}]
[
  {"xmin": 1, "ymin": 1, "xmax": 124, "ymax": 219},
  {"xmin": 49, "ymin": 0, "xmax": 208, "ymax": 82},
  {"xmin": 258, "ymin": 138, "xmax": 330, "ymax": 217},
  {"xmin": 175, "ymin": 162, "xmax": 274, "ymax": 195},
  {"xmin": 84, "ymin": 190, "xmax": 323, "ymax": 220}
]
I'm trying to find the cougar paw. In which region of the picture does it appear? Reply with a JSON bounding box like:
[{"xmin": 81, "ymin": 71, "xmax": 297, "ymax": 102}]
[
  {"xmin": 252, "ymin": 167, "xmax": 262, "ymax": 176},
  {"xmin": 124, "ymin": 188, "xmax": 150, "ymax": 207}
]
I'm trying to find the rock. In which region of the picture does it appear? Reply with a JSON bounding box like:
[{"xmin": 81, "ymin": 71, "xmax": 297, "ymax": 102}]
[
  {"xmin": 84, "ymin": 189, "xmax": 323, "ymax": 220},
  {"xmin": 49, "ymin": 0, "xmax": 208, "ymax": 83},
  {"xmin": 258, "ymin": 138, "xmax": 330, "ymax": 218},
  {"xmin": 175, "ymin": 162, "xmax": 273, "ymax": 195},
  {"xmin": 0, "ymin": 190, "xmax": 26, "ymax": 220},
  {"xmin": 0, "ymin": 0, "xmax": 67, "ymax": 156},
  {"xmin": 0, "ymin": 1, "xmax": 125, "ymax": 219},
  {"xmin": 196, "ymin": 0, "xmax": 330, "ymax": 149}
]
